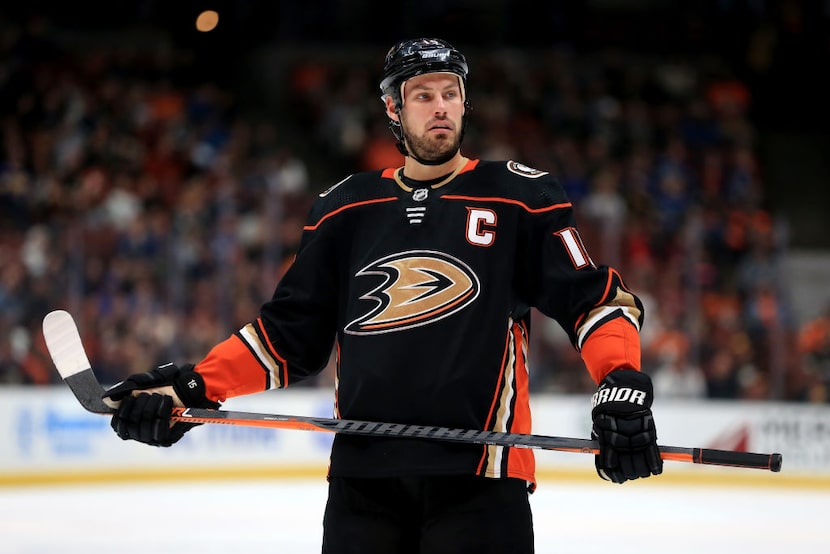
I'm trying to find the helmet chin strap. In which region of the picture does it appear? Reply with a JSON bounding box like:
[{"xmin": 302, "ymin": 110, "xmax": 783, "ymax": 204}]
[{"xmin": 389, "ymin": 117, "xmax": 408, "ymax": 156}]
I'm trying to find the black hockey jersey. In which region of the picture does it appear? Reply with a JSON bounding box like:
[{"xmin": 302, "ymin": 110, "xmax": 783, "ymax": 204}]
[{"xmin": 195, "ymin": 158, "xmax": 644, "ymax": 488}]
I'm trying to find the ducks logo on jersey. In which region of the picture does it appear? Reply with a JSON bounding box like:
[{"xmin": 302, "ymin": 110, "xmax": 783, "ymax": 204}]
[{"xmin": 346, "ymin": 250, "xmax": 480, "ymax": 335}]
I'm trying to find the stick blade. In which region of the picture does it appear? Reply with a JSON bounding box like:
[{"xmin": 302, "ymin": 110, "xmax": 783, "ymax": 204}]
[
  {"xmin": 43, "ymin": 310, "xmax": 91, "ymax": 379},
  {"xmin": 43, "ymin": 310, "xmax": 114, "ymax": 414}
]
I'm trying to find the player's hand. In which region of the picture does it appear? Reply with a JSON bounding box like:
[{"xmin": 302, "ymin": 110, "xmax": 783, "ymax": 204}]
[
  {"xmin": 591, "ymin": 369, "xmax": 662, "ymax": 483},
  {"xmin": 103, "ymin": 363, "xmax": 219, "ymax": 447}
]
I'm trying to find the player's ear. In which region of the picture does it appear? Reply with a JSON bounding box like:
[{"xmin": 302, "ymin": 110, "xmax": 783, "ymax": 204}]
[{"xmin": 384, "ymin": 95, "xmax": 400, "ymax": 122}]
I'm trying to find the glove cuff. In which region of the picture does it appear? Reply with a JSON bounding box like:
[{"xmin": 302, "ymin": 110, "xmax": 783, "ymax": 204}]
[{"xmin": 170, "ymin": 364, "xmax": 220, "ymax": 410}]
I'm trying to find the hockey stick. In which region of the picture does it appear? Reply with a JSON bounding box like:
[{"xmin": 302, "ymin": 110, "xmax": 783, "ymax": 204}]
[{"xmin": 42, "ymin": 310, "xmax": 783, "ymax": 472}]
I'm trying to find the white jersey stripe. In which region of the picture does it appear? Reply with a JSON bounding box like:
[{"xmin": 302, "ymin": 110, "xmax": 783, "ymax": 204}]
[
  {"xmin": 239, "ymin": 324, "xmax": 281, "ymax": 389},
  {"xmin": 577, "ymin": 305, "xmax": 641, "ymax": 349}
]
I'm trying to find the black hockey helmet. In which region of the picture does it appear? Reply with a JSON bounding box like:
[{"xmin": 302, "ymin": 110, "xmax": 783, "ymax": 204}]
[
  {"xmin": 379, "ymin": 38, "xmax": 469, "ymax": 110},
  {"xmin": 379, "ymin": 38, "xmax": 472, "ymax": 161}
]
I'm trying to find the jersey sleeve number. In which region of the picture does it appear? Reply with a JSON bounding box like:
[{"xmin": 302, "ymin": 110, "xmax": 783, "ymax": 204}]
[{"xmin": 554, "ymin": 227, "xmax": 594, "ymax": 269}]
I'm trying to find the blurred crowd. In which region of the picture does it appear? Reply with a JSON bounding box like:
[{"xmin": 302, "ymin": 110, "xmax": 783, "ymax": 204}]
[{"xmin": 1, "ymin": 16, "xmax": 829, "ymax": 403}]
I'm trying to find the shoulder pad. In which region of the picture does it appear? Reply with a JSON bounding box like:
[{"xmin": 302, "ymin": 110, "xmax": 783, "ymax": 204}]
[
  {"xmin": 306, "ymin": 170, "xmax": 395, "ymax": 229},
  {"xmin": 313, "ymin": 171, "xmax": 390, "ymax": 206},
  {"xmin": 472, "ymin": 160, "xmax": 569, "ymax": 209}
]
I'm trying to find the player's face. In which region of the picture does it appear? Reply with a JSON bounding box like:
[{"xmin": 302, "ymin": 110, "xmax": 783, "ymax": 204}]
[{"xmin": 398, "ymin": 73, "xmax": 464, "ymax": 164}]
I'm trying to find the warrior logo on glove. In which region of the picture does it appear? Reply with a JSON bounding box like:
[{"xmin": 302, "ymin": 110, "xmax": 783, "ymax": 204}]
[
  {"xmin": 592, "ymin": 385, "xmax": 647, "ymax": 407},
  {"xmin": 590, "ymin": 369, "xmax": 663, "ymax": 484}
]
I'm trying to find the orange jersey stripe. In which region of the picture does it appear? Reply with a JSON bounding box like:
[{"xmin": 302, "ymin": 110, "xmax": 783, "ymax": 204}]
[
  {"xmin": 442, "ymin": 194, "xmax": 572, "ymax": 214},
  {"xmin": 457, "ymin": 158, "xmax": 480, "ymax": 174},
  {"xmin": 196, "ymin": 334, "xmax": 272, "ymax": 403},
  {"xmin": 255, "ymin": 317, "xmax": 289, "ymax": 386},
  {"xmin": 506, "ymin": 321, "xmax": 535, "ymax": 487},
  {"xmin": 580, "ymin": 318, "xmax": 642, "ymax": 384},
  {"xmin": 477, "ymin": 318, "xmax": 536, "ymax": 488},
  {"xmin": 303, "ymin": 197, "xmax": 398, "ymax": 231}
]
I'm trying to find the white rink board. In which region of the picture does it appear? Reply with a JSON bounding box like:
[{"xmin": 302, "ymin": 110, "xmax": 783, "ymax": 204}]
[{"xmin": 0, "ymin": 387, "xmax": 828, "ymax": 482}]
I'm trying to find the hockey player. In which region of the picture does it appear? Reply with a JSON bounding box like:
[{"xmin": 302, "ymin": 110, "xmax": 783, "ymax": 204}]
[{"xmin": 104, "ymin": 38, "xmax": 663, "ymax": 553}]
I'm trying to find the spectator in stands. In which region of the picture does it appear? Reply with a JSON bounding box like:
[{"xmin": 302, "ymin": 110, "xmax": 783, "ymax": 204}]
[
  {"xmin": 797, "ymin": 302, "xmax": 830, "ymax": 402},
  {"xmin": 650, "ymin": 324, "xmax": 707, "ymax": 399}
]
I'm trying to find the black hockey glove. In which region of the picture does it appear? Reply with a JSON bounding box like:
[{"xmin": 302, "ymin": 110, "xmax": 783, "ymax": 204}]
[
  {"xmin": 103, "ymin": 363, "xmax": 219, "ymax": 447},
  {"xmin": 591, "ymin": 369, "xmax": 663, "ymax": 483}
]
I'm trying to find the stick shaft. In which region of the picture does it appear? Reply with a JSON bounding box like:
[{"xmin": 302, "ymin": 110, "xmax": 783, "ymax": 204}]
[{"xmin": 173, "ymin": 407, "xmax": 783, "ymax": 472}]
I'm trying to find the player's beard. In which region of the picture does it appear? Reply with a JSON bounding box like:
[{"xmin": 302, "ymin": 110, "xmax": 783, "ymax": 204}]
[{"xmin": 401, "ymin": 119, "xmax": 462, "ymax": 166}]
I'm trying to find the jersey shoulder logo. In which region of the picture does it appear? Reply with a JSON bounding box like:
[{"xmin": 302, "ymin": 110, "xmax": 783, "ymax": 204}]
[
  {"xmin": 346, "ymin": 250, "xmax": 480, "ymax": 335},
  {"xmin": 506, "ymin": 161, "xmax": 548, "ymax": 178}
]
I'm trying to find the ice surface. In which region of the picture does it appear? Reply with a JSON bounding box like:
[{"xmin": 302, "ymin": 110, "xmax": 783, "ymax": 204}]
[{"xmin": 0, "ymin": 478, "xmax": 825, "ymax": 553}]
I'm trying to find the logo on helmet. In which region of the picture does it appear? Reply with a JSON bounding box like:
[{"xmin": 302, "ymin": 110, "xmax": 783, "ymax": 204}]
[{"xmin": 421, "ymin": 50, "xmax": 451, "ymax": 60}]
